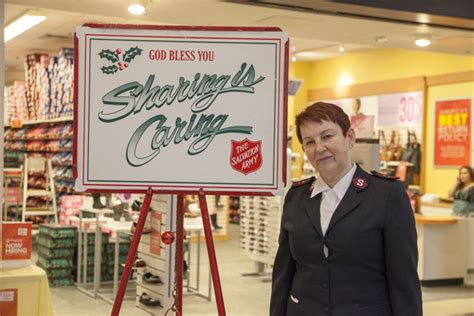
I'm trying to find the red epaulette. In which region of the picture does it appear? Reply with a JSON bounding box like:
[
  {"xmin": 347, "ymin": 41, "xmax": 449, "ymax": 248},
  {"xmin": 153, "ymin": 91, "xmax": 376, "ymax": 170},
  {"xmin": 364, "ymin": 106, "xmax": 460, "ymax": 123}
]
[
  {"xmin": 292, "ymin": 176, "xmax": 316, "ymax": 187},
  {"xmin": 371, "ymin": 170, "xmax": 399, "ymax": 181}
]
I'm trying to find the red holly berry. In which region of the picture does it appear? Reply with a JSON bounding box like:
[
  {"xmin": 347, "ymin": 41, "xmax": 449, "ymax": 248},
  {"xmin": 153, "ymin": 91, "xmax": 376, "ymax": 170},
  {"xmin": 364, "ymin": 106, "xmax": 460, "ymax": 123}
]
[
  {"xmin": 161, "ymin": 231, "xmax": 175, "ymax": 245},
  {"xmin": 124, "ymin": 63, "xmax": 128, "ymax": 68},
  {"xmin": 115, "ymin": 49, "xmax": 122, "ymax": 55},
  {"xmin": 118, "ymin": 62, "xmax": 123, "ymax": 67}
]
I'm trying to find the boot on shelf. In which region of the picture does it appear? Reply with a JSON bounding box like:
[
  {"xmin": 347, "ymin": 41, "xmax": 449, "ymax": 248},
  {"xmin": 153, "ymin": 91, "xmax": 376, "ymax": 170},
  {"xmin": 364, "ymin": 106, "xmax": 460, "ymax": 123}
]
[
  {"xmin": 105, "ymin": 194, "xmax": 113, "ymax": 209},
  {"xmin": 210, "ymin": 214, "xmax": 222, "ymax": 230},
  {"xmin": 92, "ymin": 193, "xmax": 105, "ymax": 209}
]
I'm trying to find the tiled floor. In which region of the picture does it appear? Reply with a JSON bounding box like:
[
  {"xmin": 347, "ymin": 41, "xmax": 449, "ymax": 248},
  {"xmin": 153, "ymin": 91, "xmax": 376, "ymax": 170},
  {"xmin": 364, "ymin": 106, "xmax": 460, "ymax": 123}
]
[{"xmin": 49, "ymin": 225, "xmax": 474, "ymax": 315}]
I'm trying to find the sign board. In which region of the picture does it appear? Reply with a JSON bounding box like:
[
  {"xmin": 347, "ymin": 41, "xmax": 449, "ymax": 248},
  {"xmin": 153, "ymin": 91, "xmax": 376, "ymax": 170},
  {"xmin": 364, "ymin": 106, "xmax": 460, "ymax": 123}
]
[
  {"xmin": 1, "ymin": 222, "xmax": 32, "ymax": 268},
  {"xmin": 378, "ymin": 91, "xmax": 423, "ymax": 127},
  {"xmin": 434, "ymin": 98, "xmax": 471, "ymax": 166},
  {"xmin": 74, "ymin": 25, "xmax": 288, "ymax": 195},
  {"xmin": 351, "ymin": 115, "xmax": 375, "ymax": 138},
  {"xmin": 0, "ymin": 289, "xmax": 18, "ymax": 316}
]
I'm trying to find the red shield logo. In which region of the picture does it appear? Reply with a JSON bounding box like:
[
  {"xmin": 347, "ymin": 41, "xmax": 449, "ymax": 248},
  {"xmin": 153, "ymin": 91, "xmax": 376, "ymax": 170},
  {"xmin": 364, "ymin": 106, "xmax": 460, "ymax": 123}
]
[{"xmin": 230, "ymin": 139, "xmax": 263, "ymax": 175}]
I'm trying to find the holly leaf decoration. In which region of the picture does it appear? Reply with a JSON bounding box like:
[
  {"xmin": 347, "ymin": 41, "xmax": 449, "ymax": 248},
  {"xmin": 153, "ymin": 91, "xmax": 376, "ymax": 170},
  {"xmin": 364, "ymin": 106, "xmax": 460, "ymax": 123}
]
[
  {"xmin": 99, "ymin": 49, "xmax": 119, "ymax": 63},
  {"xmin": 123, "ymin": 46, "xmax": 143, "ymax": 63},
  {"xmin": 101, "ymin": 65, "xmax": 118, "ymax": 75}
]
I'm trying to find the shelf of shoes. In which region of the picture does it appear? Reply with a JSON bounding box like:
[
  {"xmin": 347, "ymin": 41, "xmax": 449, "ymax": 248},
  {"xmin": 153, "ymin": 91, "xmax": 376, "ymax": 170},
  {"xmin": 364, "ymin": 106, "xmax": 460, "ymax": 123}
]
[
  {"xmin": 36, "ymin": 224, "xmax": 77, "ymax": 287},
  {"xmin": 4, "ymin": 122, "xmax": 75, "ymax": 199},
  {"xmin": 4, "ymin": 48, "xmax": 74, "ymax": 127},
  {"xmin": 185, "ymin": 195, "xmax": 228, "ymax": 240},
  {"xmin": 205, "ymin": 195, "xmax": 228, "ymax": 238},
  {"xmin": 239, "ymin": 196, "xmax": 283, "ymax": 265},
  {"xmin": 135, "ymin": 195, "xmax": 176, "ymax": 315},
  {"xmin": 4, "ymin": 82, "xmax": 28, "ymax": 125}
]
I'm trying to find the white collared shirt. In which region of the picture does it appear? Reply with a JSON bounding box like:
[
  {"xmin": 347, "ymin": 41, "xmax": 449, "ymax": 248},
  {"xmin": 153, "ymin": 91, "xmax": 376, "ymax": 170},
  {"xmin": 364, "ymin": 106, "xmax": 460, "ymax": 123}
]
[{"xmin": 310, "ymin": 164, "xmax": 357, "ymax": 253}]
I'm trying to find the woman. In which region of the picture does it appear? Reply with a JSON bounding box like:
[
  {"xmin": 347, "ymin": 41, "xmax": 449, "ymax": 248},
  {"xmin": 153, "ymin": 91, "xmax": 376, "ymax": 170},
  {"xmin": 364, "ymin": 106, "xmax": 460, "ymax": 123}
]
[
  {"xmin": 448, "ymin": 166, "xmax": 474, "ymax": 217},
  {"xmin": 270, "ymin": 102, "xmax": 422, "ymax": 316}
]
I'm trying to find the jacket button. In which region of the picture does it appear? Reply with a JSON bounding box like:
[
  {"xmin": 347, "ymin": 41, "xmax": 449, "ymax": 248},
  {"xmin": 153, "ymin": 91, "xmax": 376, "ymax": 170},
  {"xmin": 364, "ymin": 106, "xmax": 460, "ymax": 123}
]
[
  {"xmin": 323, "ymin": 306, "xmax": 329, "ymax": 313},
  {"xmin": 322, "ymin": 282, "xmax": 328, "ymax": 288},
  {"xmin": 321, "ymin": 259, "xmax": 327, "ymax": 265}
]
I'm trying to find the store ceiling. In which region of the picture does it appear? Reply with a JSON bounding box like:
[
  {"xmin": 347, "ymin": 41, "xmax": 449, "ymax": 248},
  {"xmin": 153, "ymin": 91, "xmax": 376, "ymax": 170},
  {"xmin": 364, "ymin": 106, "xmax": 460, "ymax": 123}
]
[{"xmin": 4, "ymin": 0, "xmax": 474, "ymax": 84}]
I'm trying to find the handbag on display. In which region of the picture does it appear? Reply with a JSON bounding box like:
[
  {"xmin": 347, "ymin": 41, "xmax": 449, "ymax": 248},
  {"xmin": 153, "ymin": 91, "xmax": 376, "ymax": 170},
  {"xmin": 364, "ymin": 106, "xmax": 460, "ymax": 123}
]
[
  {"xmin": 401, "ymin": 130, "xmax": 422, "ymax": 185},
  {"xmin": 401, "ymin": 130, "xmax": 421, "ymax": 171},
  {"xmin": 378, "ymin": 130, "xmax": 390, "ymax": 161},
  {"xmin": 385, "ymin": 130, "xmax": 403, "ymax": 161}
]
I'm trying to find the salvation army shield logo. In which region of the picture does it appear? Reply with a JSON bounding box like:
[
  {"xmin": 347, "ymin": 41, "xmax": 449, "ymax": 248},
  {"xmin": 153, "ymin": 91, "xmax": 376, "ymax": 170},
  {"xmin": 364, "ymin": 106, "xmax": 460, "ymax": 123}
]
[{"xmin": 230, "ymin": 139, "xmax": 262, "ymax": 175}]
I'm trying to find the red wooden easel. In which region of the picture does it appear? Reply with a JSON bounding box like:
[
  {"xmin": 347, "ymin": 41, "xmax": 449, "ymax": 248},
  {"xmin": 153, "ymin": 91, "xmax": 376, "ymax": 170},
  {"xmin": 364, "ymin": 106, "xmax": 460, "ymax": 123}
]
[{"xmin": 110, "ymin": 189, "xmax": 226, "ymax": 316}]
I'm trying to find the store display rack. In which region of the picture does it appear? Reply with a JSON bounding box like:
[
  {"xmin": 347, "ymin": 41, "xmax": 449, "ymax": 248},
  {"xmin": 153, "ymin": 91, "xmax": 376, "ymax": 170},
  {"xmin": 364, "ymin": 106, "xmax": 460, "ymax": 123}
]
[
  {"xmin": 239, "ymin": 196, "xmax": 283, "ymax": 266},
  {"xmin": 228, "ymin": 196, "xmax": 241, "ymax": 224},
  {"xmin": 4, "ymin": 119, "xmax": 75, "ymax": 221}
]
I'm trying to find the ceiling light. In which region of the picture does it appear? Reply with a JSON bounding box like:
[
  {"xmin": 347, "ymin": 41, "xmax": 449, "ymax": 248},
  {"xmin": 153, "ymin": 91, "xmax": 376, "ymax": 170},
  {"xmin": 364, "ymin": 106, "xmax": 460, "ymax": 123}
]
[
  {"xmin": 338, "ymin": 44, "xmax": 345, "ymax": 53},
  {"xmin": 4, "ymin": 10, "xmax": 47, "ymax": 43},
  {"xmin": 296, "ymin": 51, "xmax": 321, "ymax": 58},
  {"xmin": 337, "ymin": 72, "xmax": 352, "ymax": 87},
  {"xmin": 291, "ymin": 56, "xmax": 297, "ymax": 62},
  {"xmin": 375, "ymin": 36, "xmax": 389, "ymax": 44},
  {"xmin": 128, "ymin": 2, "xmax": 146, "ymax": 15},
  {"xmin": 414, "ymin": 34, "xmax": 431, "ymax": 47}
]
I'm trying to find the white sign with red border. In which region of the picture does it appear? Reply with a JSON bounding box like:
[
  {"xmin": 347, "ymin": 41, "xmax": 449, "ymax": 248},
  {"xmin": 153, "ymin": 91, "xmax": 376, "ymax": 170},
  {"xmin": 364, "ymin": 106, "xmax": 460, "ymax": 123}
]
[{"xmin": 74, "ymin": 25, "xmax": 288, "ymax": 195}]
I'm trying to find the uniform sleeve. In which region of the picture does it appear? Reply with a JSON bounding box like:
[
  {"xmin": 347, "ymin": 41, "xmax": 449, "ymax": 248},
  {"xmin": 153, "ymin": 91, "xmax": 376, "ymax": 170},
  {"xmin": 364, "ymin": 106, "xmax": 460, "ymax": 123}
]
[
  {"xmin": 384, "ymin": 181, "xmax": 423, "ymax": 315},
  {"xmin": 270, "ymin": 193, "xmax": 296, "ymax": 316}
]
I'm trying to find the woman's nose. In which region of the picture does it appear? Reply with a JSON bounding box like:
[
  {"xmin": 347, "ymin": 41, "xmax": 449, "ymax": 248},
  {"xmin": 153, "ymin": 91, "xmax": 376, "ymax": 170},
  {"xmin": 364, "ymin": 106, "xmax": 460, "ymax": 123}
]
[{"xmin": 315, "ymin": 140, "xmax": 326, "ymax": 153}]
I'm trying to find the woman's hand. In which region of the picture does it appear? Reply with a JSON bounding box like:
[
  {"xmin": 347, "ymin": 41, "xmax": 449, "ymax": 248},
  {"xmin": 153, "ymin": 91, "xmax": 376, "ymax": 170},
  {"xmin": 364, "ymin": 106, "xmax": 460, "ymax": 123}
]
[{"xmin": 447, "ymin": 177, "xmax": 461, "ymax": 198}]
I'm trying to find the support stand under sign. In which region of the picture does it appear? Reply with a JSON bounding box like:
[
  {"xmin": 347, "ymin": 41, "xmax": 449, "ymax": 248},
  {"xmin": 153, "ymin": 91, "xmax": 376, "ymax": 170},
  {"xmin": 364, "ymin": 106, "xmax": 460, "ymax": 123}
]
[{"xmin": 74, "ymin": 24, "xmax": 288, "ymax": 315}]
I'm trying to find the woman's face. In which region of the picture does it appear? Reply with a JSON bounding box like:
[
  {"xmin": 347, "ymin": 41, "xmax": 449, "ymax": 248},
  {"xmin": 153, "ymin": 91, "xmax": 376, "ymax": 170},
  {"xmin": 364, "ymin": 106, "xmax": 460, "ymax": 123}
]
[
  {"xmin": 300, "ymin": 120, "xmax": 355, "ymax": 181},
  {"xmin": 459, "ymin": 168, "xmax": 472, "ymax": 184}
]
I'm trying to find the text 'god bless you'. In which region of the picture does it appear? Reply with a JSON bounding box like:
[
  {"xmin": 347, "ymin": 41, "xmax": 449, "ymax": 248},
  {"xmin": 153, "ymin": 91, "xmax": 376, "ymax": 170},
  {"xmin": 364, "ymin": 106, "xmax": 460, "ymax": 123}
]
[{"xmin": 97, "ymin": 63, "xmax": 265, "ymax": 167}]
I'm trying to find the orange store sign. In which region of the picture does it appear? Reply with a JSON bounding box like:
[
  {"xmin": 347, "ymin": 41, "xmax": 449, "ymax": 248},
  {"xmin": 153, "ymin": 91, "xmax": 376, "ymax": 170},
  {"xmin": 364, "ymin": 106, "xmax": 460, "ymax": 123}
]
[{"xmin": 434, "ymin": 99, "xmax": 471, "ymax": 166}]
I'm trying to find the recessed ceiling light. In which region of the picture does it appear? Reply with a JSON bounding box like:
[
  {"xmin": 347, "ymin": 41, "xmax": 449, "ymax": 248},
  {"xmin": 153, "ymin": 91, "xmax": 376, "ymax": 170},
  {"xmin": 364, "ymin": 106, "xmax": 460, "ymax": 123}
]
[
  {"xmin": 128, "ymin": 2, "xmax": 146, "ymax": 15},
  {"xmin": 375, "ymin": 36, "xmax": 388, "ymax": 44},
  {"xmin": 338, "ymin": 44, "xmax": 345, "ymax": 53},
  {"xmin": 4, "ymin": 10, "xmax": 47, "ymax": 43},
  {"xmin": 414, "ymin": 34, "xmax": 431, "ymax": 47},
  {"xmin": 291, "ymin": 56, "xmax": 297, "ymax": 62}
]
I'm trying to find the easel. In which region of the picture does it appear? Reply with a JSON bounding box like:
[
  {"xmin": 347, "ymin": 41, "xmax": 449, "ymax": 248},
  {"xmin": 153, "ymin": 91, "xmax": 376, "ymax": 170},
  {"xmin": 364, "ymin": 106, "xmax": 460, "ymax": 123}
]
[{"xmin": 110, "ymin": 189, "xmax": 226, "ymax": 316}]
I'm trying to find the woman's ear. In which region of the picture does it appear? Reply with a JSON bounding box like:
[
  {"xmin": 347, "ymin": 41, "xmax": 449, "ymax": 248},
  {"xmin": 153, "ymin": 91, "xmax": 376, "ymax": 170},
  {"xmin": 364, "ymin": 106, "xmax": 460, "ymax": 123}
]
[{"xmin": 347, "ymin": 128, "xmax": 356, "ymax": 148}]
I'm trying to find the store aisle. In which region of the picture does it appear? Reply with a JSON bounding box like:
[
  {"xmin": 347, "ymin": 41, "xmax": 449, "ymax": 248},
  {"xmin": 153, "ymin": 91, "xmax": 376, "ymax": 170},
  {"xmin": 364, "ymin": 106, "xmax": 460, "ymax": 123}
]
[{"xmin": 49, "ymin": 224, "xmax": 474, "ymax": 315}]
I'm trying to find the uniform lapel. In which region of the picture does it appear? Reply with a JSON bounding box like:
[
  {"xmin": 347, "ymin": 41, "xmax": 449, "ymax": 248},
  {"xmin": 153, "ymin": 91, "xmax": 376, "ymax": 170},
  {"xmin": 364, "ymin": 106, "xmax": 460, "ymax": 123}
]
[
  {"xmin": 303, "ymin": 193, "xmax": 323, "ymax": 237},
  {"xmin": 326, "ymin": 166, "xmax": 369, "ymax": 235}
]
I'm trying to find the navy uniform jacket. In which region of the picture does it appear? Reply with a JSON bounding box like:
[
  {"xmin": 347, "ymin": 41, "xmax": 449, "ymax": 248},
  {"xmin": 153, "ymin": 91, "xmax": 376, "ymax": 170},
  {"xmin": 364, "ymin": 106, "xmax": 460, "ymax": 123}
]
[{"xmin": 270, "ymin": 166, "xmax": 422, "ymax": 316}]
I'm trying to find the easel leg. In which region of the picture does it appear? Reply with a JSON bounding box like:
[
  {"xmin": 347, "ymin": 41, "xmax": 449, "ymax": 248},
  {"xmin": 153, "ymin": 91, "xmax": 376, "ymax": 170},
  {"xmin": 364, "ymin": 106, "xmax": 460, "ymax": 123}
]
[
  {"xmin": 198, "ymin": 192, "xmax": 226, "ymax": 316},
  {"xmin": 176, "ymin": 195, "xmax": 184, "ymax": 315},
  {"xmin": 111, "ymin": 188, "xmax": 153, "ymax": 316}
]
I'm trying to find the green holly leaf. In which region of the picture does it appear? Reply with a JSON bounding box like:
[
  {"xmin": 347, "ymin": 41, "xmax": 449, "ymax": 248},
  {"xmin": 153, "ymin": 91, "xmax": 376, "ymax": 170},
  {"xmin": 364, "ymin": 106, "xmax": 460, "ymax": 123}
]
[
  {"xmin": 99, "ymin": 49, "xmax": 119, "ymax": 63},
  {"xmin": 101, "ymin": 65, "xmax": 118, "ymax": 74},
  {"xmin": 123, "ymin": 46, "xmax": 143, "ymax": 63}
]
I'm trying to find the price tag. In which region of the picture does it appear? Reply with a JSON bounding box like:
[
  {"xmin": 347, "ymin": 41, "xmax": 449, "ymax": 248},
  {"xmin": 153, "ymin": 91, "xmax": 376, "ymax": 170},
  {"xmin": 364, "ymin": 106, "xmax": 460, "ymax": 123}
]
[
  {"xmin": 0, "ymin": 291, "xmax": 14, "ymax": 302},
  {"xmin": 10, "ymin": 119, "xmax": 22, "ymax": 128}
]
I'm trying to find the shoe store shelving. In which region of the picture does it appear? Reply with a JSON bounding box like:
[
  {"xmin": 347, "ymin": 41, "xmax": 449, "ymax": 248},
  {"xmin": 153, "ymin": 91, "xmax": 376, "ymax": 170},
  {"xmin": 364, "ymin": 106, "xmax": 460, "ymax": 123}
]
[
  {"xmin": 4, "ymin": 120, "xmax": 75, "ymax": 217},
  {"xmin": 3, "ymin": 48, "xmax": 75, "ymax": 221},
  {"xmin": 239, "ymin": 196, "xmax": 283, "ymax": 266},
  {"xmin": 228, "ymin": 196, "xmax": 241, "ymax": 224},
  {"xmin": 135, "ymin": 195, "xmax": 175, "ymax": 314}
]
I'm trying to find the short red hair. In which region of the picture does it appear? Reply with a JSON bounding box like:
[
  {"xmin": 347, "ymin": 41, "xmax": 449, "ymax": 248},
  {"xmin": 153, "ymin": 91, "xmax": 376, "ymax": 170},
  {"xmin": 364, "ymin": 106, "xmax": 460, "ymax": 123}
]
[{"xmin": 295, "ymin": 102, "xmax": 350, "ymax": 143}]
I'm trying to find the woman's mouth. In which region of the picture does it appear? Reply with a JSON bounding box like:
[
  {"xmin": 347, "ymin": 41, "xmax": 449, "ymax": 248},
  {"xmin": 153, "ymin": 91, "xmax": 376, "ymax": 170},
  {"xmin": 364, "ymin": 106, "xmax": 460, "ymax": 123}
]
[{"xmin": 317, "ymin": 156, "xmax": 333, "ymax": 162}]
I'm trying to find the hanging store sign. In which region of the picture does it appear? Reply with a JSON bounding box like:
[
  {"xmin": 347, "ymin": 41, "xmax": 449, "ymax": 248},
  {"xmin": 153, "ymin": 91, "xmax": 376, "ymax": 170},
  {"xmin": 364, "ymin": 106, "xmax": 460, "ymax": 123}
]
[
  {"xmin": 434, "ymin": 98, "xmax": 471, "ymax": 167},
  {"xmin": 378, "ymin": 91, "xmax": 423, "ymax": 127},
  {"xmin": 74, "ymin": 25, "xmax": 288, "ymax": 194}
]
